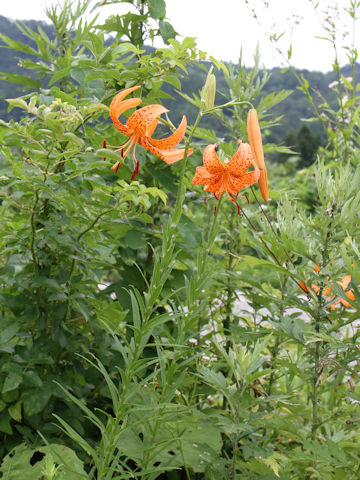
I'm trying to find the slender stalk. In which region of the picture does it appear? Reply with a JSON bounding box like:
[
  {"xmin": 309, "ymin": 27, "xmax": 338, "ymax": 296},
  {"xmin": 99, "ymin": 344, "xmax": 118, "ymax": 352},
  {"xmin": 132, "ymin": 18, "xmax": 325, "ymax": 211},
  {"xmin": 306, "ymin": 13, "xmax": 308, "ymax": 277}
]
[
  {"xmin": 195, "ymin": 200, "xmax": 222, "ymax": 345},
  {"xmin": 204, "ymin": 99, "xmax": 253, "ymax": 114},
  {"xmin": 231, "ymin": 380, "xmax": 244, "ymax": 480},
  {"xmin": 311, "ymin": 321, "xmax": 321, "ymax": 440},
  {"xmin": 172, "ymin": 112, "xmax": 202, "ymax": 227},
  {"xmin": 239, "ymin": 205, "xmax": 307, "ymax": 292},
  {"xmin": 224, "ymin": 213, "xmax": 235, "ymax": 334},
  {"xmin": 64, "ymin": 207, "xmax": 114, "ymax": 322},
  {"xmin": 30, "ymin": 189, "xmax": 40, "ymax": 276},
  {"xmin": 250, "ymin": 186, "xmax": 297, "ymax": 269},
  {"xmin": 310, "ymin": 206, "xmax": 334, "ymax": 440},
  {"xmin": 201, "ymin": 195, "xmax": 222, "ymax": 266},
  {"xmin": 268, "ymin": 275, "xmax": 287, "ymax": 397}
]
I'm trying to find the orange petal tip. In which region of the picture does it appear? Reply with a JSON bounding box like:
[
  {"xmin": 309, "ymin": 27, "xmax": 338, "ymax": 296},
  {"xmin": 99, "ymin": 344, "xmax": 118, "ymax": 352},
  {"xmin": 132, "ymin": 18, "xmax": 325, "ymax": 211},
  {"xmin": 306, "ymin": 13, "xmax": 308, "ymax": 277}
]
[
  {"xmin": 299, "ymin": 281, "xmax": 310, "ymax": 294},
  {"xmin": 258, "ymin": 167, "xmax": 268, "ymax": 202}
]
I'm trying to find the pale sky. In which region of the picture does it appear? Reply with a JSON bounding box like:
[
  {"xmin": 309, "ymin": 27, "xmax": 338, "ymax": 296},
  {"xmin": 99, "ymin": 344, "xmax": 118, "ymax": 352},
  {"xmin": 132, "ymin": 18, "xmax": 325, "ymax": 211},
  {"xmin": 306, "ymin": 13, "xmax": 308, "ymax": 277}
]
[{"xmin": 0, "ymin": 0, "xmax": 357, "ymax": 72}]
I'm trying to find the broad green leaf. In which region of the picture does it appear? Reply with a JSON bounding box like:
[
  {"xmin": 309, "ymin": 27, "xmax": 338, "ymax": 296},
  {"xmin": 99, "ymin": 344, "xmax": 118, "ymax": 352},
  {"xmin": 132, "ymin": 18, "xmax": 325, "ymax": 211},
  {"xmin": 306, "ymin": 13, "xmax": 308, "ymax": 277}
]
[
  {"xmin": 2, "ymin": 372, "xmax": 22, "ymax": 393},
  {"xmin": 159, "ymin": 21, "xmax": 176, "ymax": 44},
  {"xmin": 0, "ymin": 443, "xmax": 87, "ymax": 479},
  {"xmin": 0, "ymin": 411, "xmax": 13, "ymax": 435},
  {"xmin": 148, "ymin": 0, "xmax": 166, "ymax": 19},
  {"xmin": 49, "ymin": 67, "xmax": 72, "ymax": 86},
  {"xmin": 8, "ymin": 400, "xmax": 22, "ymax": 422},
  {"xmin": 22, "ymin": 386, "xmax": 52, "ymax": 416}
]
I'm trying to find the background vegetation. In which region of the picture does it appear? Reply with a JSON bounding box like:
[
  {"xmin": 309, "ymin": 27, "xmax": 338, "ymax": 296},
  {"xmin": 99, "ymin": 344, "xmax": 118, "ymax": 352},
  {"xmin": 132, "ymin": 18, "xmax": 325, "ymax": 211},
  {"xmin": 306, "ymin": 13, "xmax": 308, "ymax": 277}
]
[
  {"xmin": 1, "ymin": 11, "xmax": 352, "ymax": 160},
  {"xmin": 0, "ymin": 0, "xmax": 359, "ymax": 478}
]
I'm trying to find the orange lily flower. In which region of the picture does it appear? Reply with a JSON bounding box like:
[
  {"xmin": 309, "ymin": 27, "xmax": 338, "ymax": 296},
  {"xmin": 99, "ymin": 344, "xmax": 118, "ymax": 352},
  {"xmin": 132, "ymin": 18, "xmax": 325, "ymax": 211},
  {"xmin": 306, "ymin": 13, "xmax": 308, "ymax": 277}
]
[
  {"xmin": 107, "ymin": 85, "xmax": 192, "ymax": 178},
  {"xmin": 192, "ymin": 142, "xmax": 260, "ymax": 214},
  {"xmin": 311, "ymin": 267, "xmax": 359, "ymax": 308},
  {"xmin": 247, "ymin": 109, "xmax": 268, "ymax": 202}
]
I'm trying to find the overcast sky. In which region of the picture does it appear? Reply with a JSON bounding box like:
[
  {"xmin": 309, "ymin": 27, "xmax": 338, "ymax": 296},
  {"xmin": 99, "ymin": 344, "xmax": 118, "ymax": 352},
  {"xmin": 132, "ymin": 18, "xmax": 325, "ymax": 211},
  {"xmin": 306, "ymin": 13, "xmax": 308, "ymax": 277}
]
[{"xmin": 0, "ymin": 0, "xmax": 357, "ymax": 72}]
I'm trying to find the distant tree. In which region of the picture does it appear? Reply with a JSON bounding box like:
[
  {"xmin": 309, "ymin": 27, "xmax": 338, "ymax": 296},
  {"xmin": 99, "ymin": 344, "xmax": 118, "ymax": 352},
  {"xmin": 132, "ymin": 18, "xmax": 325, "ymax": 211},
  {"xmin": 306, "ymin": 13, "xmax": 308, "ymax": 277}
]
[
  {"xmin": 296, "ymin": 124, "xmax": 323, "ymax": 167},
  {"xmin": 278, "ymin": 124, "xmax": 324, "ymax": 167}
]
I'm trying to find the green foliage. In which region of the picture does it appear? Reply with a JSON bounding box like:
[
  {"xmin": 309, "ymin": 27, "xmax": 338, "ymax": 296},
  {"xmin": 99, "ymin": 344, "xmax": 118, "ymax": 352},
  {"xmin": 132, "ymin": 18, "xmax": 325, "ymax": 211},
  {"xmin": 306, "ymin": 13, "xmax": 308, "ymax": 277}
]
[
  {"xmin": 0, "ymin": 443, "xmax": 86, "ymax": 479},
  {"xmin": 0, "ymin": 0, "xmax": 359, "ymax": 479},
  {"xmin": 1, "ymin": 12, "xmax": 354, "ymax": 150}
]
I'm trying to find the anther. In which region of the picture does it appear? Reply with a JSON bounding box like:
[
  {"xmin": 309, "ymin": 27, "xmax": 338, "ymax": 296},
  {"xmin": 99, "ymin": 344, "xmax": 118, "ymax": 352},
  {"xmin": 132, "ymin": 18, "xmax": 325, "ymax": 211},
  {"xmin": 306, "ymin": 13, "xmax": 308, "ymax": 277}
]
[
  {"xmin": 103, "ymin": 140, "xmax": 107, "ymax": 161},
  {"xmin": 130, "ymin": 160, "xmax": 140, "ymax": 181}
]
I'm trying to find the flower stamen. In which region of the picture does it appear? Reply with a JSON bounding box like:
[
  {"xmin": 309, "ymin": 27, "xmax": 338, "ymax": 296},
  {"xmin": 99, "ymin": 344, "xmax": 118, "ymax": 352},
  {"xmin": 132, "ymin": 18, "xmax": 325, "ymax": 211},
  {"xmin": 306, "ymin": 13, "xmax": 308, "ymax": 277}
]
[{"xmin": 103, "ymin": 140, "xmax": 107, "ymax": 161}]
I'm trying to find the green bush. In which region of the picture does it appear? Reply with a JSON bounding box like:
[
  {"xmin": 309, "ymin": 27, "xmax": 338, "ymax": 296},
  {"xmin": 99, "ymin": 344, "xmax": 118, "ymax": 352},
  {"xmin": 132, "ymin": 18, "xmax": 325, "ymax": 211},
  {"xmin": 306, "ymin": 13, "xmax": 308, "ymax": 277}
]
[{"xmin": 0, "ymin": 1, "xmax": 359, "ymax": 479}]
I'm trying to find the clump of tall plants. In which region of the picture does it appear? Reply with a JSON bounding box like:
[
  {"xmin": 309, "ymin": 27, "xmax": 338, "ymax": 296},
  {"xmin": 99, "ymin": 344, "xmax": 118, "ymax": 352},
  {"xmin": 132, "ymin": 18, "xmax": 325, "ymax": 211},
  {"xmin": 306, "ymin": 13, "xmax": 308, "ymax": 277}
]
[{"xmin": 0, "ymin": 0, "xmax": 359, "ymax": 479}]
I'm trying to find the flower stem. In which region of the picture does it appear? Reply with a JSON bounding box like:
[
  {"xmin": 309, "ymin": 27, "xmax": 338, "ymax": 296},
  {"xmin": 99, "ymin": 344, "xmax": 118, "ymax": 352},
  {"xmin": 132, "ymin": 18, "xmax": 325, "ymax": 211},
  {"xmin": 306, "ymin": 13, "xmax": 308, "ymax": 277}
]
[
  {"xmin": 64, "ymin": 206, "xmax": 115, "ymax": 322},
  {"xmin": 239, "ymin": 205, "xmax": 305, "ymax": 292},
  {"xmin": 30, "ymin": 189, "xmax": 40, "ymax": 276},
  {"xmin": 251, "ymin": 186, "xmax": 297, "ymax": 269},
  {"xmin": 204, "ymin": 100, "xmax": 254, "ymax": 114},
  {"xmin": 172, "ymin": 112, "xmax": 202, "ymax": 227},
  {"xmin": 231, "ymin": 380, "xmax": 244, "ymax": 480}
]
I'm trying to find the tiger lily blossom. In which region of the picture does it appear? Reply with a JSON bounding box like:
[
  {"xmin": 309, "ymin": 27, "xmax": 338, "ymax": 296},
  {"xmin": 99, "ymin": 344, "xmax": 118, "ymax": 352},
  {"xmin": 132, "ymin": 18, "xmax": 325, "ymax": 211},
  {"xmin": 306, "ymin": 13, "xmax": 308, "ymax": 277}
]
[
  {"xmin": 312, "ymin": 271, "xmax": 358, "ymax": 309},
  {"xmin": 247, "ymin": 109, "xmax": 268, "ymax": 202},
  {"xmin": 107, "ymin": 85, "xmax": 192, "ymax": 178},
  {"xmin": 192, "ymin": 142, "xmax": 260, "ymax": 214}
]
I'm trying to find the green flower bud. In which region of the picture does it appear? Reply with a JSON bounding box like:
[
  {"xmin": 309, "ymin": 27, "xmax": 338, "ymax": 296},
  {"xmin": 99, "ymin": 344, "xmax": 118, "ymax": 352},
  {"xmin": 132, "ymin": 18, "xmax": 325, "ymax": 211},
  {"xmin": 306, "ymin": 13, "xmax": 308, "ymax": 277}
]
[
  {"xmin": 204, "ymin": 73, "xmax": 216, "ymax": 110},
  {"xmin": 201, "ymin": 66, "xmax": 216, "ymax": 111}
]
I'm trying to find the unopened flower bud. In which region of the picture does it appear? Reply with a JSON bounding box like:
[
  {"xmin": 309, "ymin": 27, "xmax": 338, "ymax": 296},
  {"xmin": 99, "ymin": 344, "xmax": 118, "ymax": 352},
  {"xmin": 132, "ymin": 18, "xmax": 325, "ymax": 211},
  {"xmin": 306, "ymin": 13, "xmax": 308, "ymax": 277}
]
[
  {"xmin": 201, "ymin": 67, "xmax": 216, "ymax": 110},
  {"xmin": 204, "ymin": 73, "xmax": 216, "ymax": 110},
  {"xmin": 247, "ymin": 108, "xmax": 265, "ymax": 170},
  {"xmin": 258, "ymin": 167, "xmax": 268, "ymax": 203}
]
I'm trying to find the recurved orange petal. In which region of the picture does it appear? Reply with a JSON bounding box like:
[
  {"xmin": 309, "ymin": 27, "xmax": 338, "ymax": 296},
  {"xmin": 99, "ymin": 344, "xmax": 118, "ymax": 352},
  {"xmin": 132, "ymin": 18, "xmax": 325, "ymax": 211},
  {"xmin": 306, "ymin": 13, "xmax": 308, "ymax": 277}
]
[
  {"xmin": 203, "ymin": 144, "xmax": 224, "ymax": 175},
  {"xmin": 229, "ymin": 170, "xmax": 260, "ymax": 192},
  {"xmin": 299, "ymin": 281, "xmax": 310, "ymax": 294},
  {"xmin": 150, "ymin": 115, "xmax": 188, "ymax": 150},
  {"xmin": 346, "ymin": 290, "xmax": 355, "ymax": 301},
  {"xmin": 110, "ymin": 86, "xmax": 142, "ymax": 133},
  {"xmin": 111, "ymin": 85, "xmax": 141, "ymax": 106},
  {"xmin": 193, "ymin": 165, "xmax": 221, "ymax": 186},
  {"xmin": 338, "ymin": 275, "xmax": 351, "ymax": 290},
  {"xmin": 227, "ymin": 142, "xmax": 254, "ymax": 176},
  {"xmin": 146, "ymin": 117, "xmax": 160, "ymax": 138},
  {"xmin": 127, "ymin": 104, "xmax": 169, "ymax": 136},
  {"xmin": 160, "ymin": 147, "xmax": 193, "ymax": 164},
  {"xmin": 143, "ymin": 136, "xmax": 193, "ymax": 164},
  {"xmin": 323, "ymin": 285, "xmax": 332, "ymax": 296}
]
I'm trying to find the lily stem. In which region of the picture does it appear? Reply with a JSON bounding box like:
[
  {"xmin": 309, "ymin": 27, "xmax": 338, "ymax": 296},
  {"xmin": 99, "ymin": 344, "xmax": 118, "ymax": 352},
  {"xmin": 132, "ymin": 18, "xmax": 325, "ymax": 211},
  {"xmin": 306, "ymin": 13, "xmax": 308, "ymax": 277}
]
[
  {"xmin": 250, "ymin": 186, "xmax": 297, "ymax": 269},
  {"xmin": 172, "ymin": 112, "xmax": 202, "ymax": 226},
  {"xmin": 239, "ymin": 206, "xmax": 304, "ymax": 292}
]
